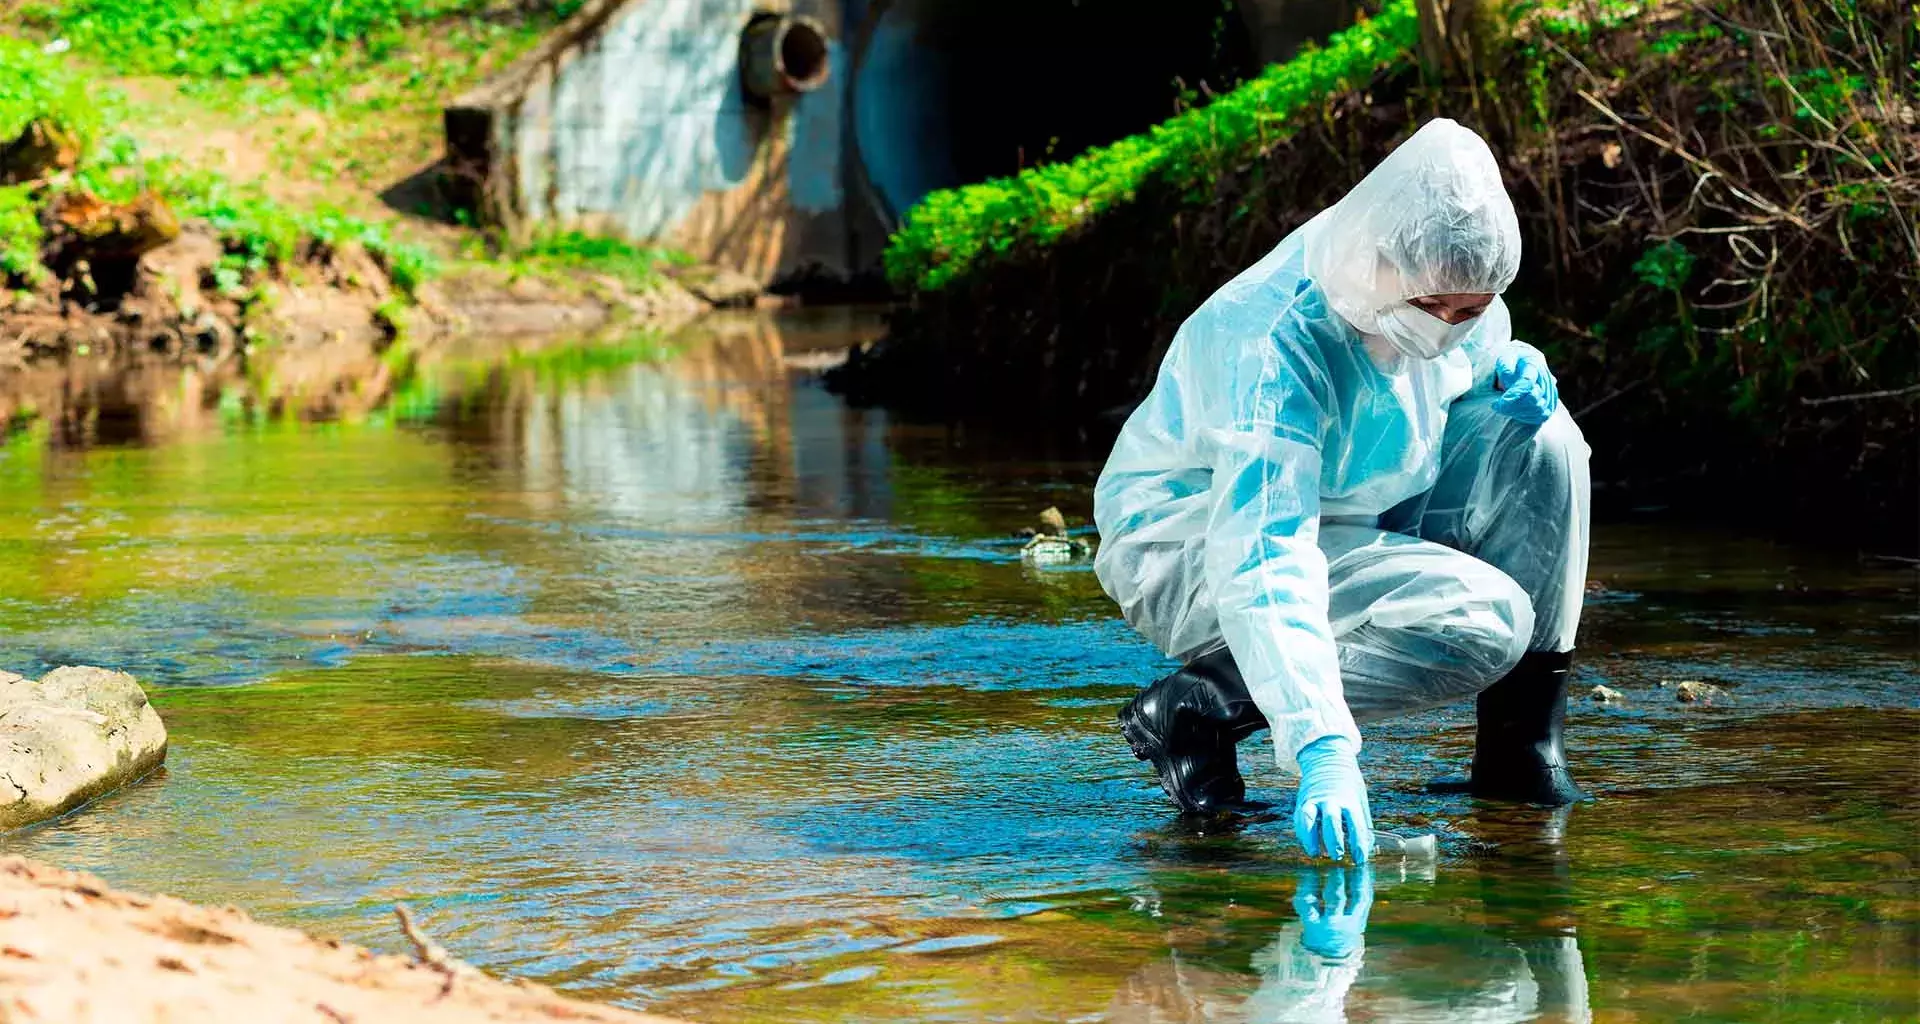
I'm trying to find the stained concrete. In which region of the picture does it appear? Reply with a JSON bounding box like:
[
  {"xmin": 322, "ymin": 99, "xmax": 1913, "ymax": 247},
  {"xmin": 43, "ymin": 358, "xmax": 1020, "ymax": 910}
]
[
  {"xmin": 447, "ymin": 0, "xmax": 1354, "ymax": 284},
  {"xmin": 448, "ymin": 0, "xmax": 885, "ymax": 284}
]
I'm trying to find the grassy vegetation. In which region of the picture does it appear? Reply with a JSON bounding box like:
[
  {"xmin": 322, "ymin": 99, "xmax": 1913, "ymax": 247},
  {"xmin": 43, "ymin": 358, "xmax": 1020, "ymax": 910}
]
[
  {"xmin": 0, "ymin": 185, "xmax": 46, "ymax": 285},
  {"xmin": 488, "ymin": 230, "xmax": 695, "ymax": 294},
  {"xmin": 21, "ymin": 0, "xmax": 583, "ymax": 79},
  {"xmin": 8, "ymin": 2, "xmax": 584, "ymax": 233},
  {"xmin": 0, "ymin": 34, "xmax": 435, "ymax": 294},
  {"xmin": 883, "ymin": 0, "xmax": 1421, "ymax": 292},
  {"xmin": 1, "ymin": 2, "xmax": 699, "ymax": 303}
]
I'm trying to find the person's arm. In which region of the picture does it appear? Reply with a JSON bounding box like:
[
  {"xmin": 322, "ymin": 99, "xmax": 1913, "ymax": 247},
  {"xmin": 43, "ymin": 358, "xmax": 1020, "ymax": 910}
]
[
  {"xmin": 1198, "ymin": 332, "xmax": 1373, "ymax": 861},
  {"xmin": 1201, "ymin": 420, "xmax": 1353, "ymax": 769}
]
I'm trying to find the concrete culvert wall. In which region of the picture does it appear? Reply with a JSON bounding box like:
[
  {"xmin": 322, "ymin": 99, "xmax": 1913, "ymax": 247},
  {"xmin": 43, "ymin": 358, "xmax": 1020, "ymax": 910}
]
[{"xmin": 446, "ymin": 0, "xmax": 1355, "ymax": 285}]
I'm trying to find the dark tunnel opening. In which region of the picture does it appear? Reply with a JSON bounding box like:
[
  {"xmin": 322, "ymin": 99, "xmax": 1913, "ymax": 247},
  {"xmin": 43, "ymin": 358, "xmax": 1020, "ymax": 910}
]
[{"xmin": 853, "ymin": 0, "xmax": 1261, "ymax": 222}]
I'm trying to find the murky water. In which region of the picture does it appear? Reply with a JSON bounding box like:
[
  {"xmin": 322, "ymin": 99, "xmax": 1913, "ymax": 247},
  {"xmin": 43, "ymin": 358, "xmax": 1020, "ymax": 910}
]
[{"xmin": 1, "ymin": 310, "xmax": 1915, "ymax": 1022}]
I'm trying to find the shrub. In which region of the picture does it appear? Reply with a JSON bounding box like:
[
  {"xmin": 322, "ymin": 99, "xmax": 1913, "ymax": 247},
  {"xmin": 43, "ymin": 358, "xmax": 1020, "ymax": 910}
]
[{"xmin": 883, "ymin": 0, "xmax": 1422, "ymax": 292}]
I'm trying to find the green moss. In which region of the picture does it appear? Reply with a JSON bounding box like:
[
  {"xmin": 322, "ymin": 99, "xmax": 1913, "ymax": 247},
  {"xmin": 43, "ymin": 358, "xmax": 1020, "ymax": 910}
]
[{"xmin": 883, "ymin": 0, "xmax": 1421, "ymax": 292}]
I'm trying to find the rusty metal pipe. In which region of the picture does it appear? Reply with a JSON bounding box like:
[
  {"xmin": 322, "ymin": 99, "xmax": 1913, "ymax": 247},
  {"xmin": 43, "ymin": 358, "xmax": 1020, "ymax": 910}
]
[{"xmin": 740, "ymin": 14, "xmax": 831, "ymax": 102}]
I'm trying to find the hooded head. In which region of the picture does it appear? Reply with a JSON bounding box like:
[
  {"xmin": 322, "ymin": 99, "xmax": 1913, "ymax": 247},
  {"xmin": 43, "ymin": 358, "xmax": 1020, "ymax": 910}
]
[{"xmin": 1308, "ymin": 119, "xmax": 1522, "ymax": 345}]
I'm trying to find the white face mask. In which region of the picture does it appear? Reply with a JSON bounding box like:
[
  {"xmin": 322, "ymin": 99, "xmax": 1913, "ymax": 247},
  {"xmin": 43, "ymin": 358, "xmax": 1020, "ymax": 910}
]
[{"xmin": 1376, "ymin": 303, "xmax": 1478, "ymax": 359}]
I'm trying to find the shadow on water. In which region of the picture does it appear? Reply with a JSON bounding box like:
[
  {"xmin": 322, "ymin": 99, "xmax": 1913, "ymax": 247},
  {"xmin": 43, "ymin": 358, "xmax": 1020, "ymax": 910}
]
[{"xmin": 0, "ymin": 308, "xmax": 1914, "ymax": 1021}]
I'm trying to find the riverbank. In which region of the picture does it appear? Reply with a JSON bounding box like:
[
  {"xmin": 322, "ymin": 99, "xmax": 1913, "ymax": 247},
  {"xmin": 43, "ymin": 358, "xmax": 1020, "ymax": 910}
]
[
  {"xmin": 0, "ymin": 856, "xmax": 691, "ymax": 1023},
  {"xmin": 0, "ymin": 22, "xmax": 762, "ymax": 371},
  {"xmin": 834, "ymin": 0, "xmax": 1917, "ymax": 545}
]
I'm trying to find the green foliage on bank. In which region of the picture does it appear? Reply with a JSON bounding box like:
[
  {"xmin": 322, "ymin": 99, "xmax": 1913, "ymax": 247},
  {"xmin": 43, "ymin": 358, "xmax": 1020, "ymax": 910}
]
[
  {"xmin": 0, "ymin": 185, "xmax": 45, "ymax": 285},
  {"xmin": 0, "ymin": 35, "xmax": 433, "ymax": 293},
  {"xmin": 0, "ymin": 34, "xmax": 103, "ymax": 145},
  {"xmin": 883, "ymin": 0, "xmax": 1421, "ymax": 292},
  {"xmin": 18, "ymin": 0, "xmax": 586, "ymax": 79},
  {"xmin": 13, "ymin": 2, "xmax": 581, "ymax": 199},
  {"xmin": 0, "ymin": 38, "xmax": 80, "ymax": 284}
]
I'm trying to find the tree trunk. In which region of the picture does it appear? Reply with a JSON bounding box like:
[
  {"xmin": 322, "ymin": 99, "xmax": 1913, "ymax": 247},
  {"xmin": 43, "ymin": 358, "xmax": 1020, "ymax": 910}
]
[{"xmin": 1416, "ymin": 0, "xmax": 1507, "ymax": 83}]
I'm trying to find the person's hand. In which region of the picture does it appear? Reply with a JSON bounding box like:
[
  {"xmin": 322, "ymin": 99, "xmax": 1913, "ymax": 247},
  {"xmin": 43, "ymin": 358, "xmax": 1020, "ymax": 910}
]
[
  {"xmin": 1493, "ymin": 345, "xmax": 1559, "ymax": 425},
  {"xmin": 1292, "ymin": 866, "xmax": 1375, "ymax": 959},
  {"xmin": 1293, "ymin": 736, "xmax": 1374, "ymax": 863}
]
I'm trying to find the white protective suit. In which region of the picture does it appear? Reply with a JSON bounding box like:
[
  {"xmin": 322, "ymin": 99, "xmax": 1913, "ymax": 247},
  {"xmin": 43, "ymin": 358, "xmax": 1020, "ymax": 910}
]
[{"xmin": 1093, "ymin": 119, "xmax": 1591, "ymax": 772}]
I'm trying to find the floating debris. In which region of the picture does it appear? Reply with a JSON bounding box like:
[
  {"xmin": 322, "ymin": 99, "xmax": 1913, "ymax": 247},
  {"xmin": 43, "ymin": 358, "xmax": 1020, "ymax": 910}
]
[
  {"xmin": 1019, "ymin": 506, "xmax": 1092, "ymax": 562},
  {"xmin": 1589, "ymin": 684, "xmax": 1624, "ymax": 703}
]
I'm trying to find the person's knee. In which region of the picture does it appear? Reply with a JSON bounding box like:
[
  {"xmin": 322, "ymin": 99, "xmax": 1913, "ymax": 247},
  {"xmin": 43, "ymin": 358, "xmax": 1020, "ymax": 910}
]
[
  {"xmin": 1399, "ymin": 566, "xmax": 1533, "ymax": 693},
  {"xmin": 1459, "ymin": 569, "xmax": 1534, "ymax": 685},
  {"xmin": 1520, "ymin": 407, "xmax": 1590, "ymax": 485}
]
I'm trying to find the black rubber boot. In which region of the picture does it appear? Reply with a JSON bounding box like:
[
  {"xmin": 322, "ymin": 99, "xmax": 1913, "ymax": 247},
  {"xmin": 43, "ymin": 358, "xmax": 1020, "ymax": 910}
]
[
  {"xmin": 1458, "ymin": 650, "xmax": 1585, "ymax": 805},
  {"xmin": 1118, "ymin": 648, "xmax": 1271, "ymax": 815}
]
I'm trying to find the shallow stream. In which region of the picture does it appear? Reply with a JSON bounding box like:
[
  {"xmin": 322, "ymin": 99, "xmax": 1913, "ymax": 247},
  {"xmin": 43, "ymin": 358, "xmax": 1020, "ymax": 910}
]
[{"xmin": 1, "ymin": 310, "xmax": 1914, "ymax": 1021}]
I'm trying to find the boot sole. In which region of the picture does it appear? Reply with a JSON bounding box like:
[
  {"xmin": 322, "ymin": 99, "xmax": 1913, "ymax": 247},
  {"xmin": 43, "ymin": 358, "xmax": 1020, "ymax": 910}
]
[{"xmin": 1428, "ymin": 769, "xmax": 1587, "ymax": 805}]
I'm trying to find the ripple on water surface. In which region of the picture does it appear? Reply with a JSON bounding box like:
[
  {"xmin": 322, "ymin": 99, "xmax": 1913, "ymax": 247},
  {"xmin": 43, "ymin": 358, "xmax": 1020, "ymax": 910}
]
[{"xmin": 0, "ymin": 312, "xmax": 1914, "ymax": 1022}]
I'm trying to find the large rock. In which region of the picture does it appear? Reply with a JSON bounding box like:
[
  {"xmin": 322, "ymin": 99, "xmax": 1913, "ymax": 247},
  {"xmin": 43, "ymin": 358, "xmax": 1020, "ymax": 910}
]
[{"xmin": 0, "ymin": 666, "xmax": 168, "ymax": 831}]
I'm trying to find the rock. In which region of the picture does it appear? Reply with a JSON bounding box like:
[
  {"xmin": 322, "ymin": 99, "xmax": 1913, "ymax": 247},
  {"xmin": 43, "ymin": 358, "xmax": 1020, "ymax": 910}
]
[
  {"xmin": 136, "ymin": 228, "xmax": 223, "ymax": 320},
  {"xmin": 1020, "ymin": 536, "xmax": 1090, "ymax": 564},
  {"xmin": 1673, "ymin": 680, "xmax": 1726, "ymax": 704},
  {"xmin": 675, "ymin": 265, "xmax": 762, "ymax": 308},
  {"xmin": 0, "ymin": 118, "xmax": 80, "ymax": 185},
  {"xmin": 1020, "ymin": 506, "xmax": 1094, "ymax": 562},
  {"xmin": 44, "ymin": 190, "xmax": 182, "ymax": 307},
  {"xmin": 48, "ymin": 189, "xmax": 181, "ymax": 264},
  {"xmin": 1589, "ymin": 684, "xmax": 1624, "ymax": 703},
  {"xmin": 0, "ymin": 667, "xmax": 168, "ymax": 831}
]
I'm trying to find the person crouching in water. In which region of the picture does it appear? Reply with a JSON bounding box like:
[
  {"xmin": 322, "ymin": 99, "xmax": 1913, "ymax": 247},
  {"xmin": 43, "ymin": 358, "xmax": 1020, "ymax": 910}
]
[{"xmin": 1094, "ymin": 118, "xmax": 1591, "ymax": 863}]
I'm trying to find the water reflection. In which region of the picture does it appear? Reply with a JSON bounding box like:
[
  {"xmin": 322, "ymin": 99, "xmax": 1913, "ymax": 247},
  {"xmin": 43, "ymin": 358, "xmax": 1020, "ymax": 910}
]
[
  {"xmin": 1117, "ymin": 810, "xmax": 1594, "ymax": 1023},
  {"xmin": 0, "ymin": 310, "xmax": 1912, "ymax": 1023}
]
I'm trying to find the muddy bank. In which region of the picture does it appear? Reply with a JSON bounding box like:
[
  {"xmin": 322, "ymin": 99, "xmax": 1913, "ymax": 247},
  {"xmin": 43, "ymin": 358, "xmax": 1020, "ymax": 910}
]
[
  {"xmin": 0, "ymin": 222, "xmax": 721, "ymax": 365},
  {"xmin": 0, "ymin": 226, "xmax": 786, "ymax": 437},
  {"xmin": 0, "ymin": 856, "xmax": 689, "ymax": 1023}
]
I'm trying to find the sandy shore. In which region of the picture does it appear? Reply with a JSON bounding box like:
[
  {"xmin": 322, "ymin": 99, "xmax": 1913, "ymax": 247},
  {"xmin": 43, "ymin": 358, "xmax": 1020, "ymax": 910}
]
[{"xmin": 0, "ymin": 856, "xmax": 692, "ymax": 1024}]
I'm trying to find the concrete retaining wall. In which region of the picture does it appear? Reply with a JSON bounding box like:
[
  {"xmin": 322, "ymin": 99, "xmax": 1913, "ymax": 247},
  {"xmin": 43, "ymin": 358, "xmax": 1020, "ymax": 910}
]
[{"xmin": 448, "ymin": 0, "xmax": 887, "ymax": 284}]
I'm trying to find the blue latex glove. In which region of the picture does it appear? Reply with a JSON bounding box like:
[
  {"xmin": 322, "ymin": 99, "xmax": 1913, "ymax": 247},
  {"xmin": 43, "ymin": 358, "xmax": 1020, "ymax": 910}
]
[
  {"xmin": 1493, "ymin": 346, "xmax": 1560, "ymax": 425},
  {"xmin": 1293, "ymin": 736, "xmax": 1374, "ymax": 863},
  {"xmin": 1292, "ymin": 866, "xmax": 1375, "ymax": 959}
]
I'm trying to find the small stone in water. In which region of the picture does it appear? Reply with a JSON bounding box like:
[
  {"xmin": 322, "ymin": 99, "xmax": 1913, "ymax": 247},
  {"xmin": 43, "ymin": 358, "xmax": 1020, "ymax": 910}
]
[
  {"xmin": 1674, "ymin": 680, "xmax": 1725, "ymax": 704},
  {"xmin": 1589, "ymin": 685, "xmax": 1624, "ymax": 703}
]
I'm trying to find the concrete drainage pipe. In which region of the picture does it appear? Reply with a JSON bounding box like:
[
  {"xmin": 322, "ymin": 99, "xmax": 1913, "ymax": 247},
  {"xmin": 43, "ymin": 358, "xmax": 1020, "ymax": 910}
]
[{"xmin": 740, "ymin": 14, "xmax": 832, "ymax": 102}]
